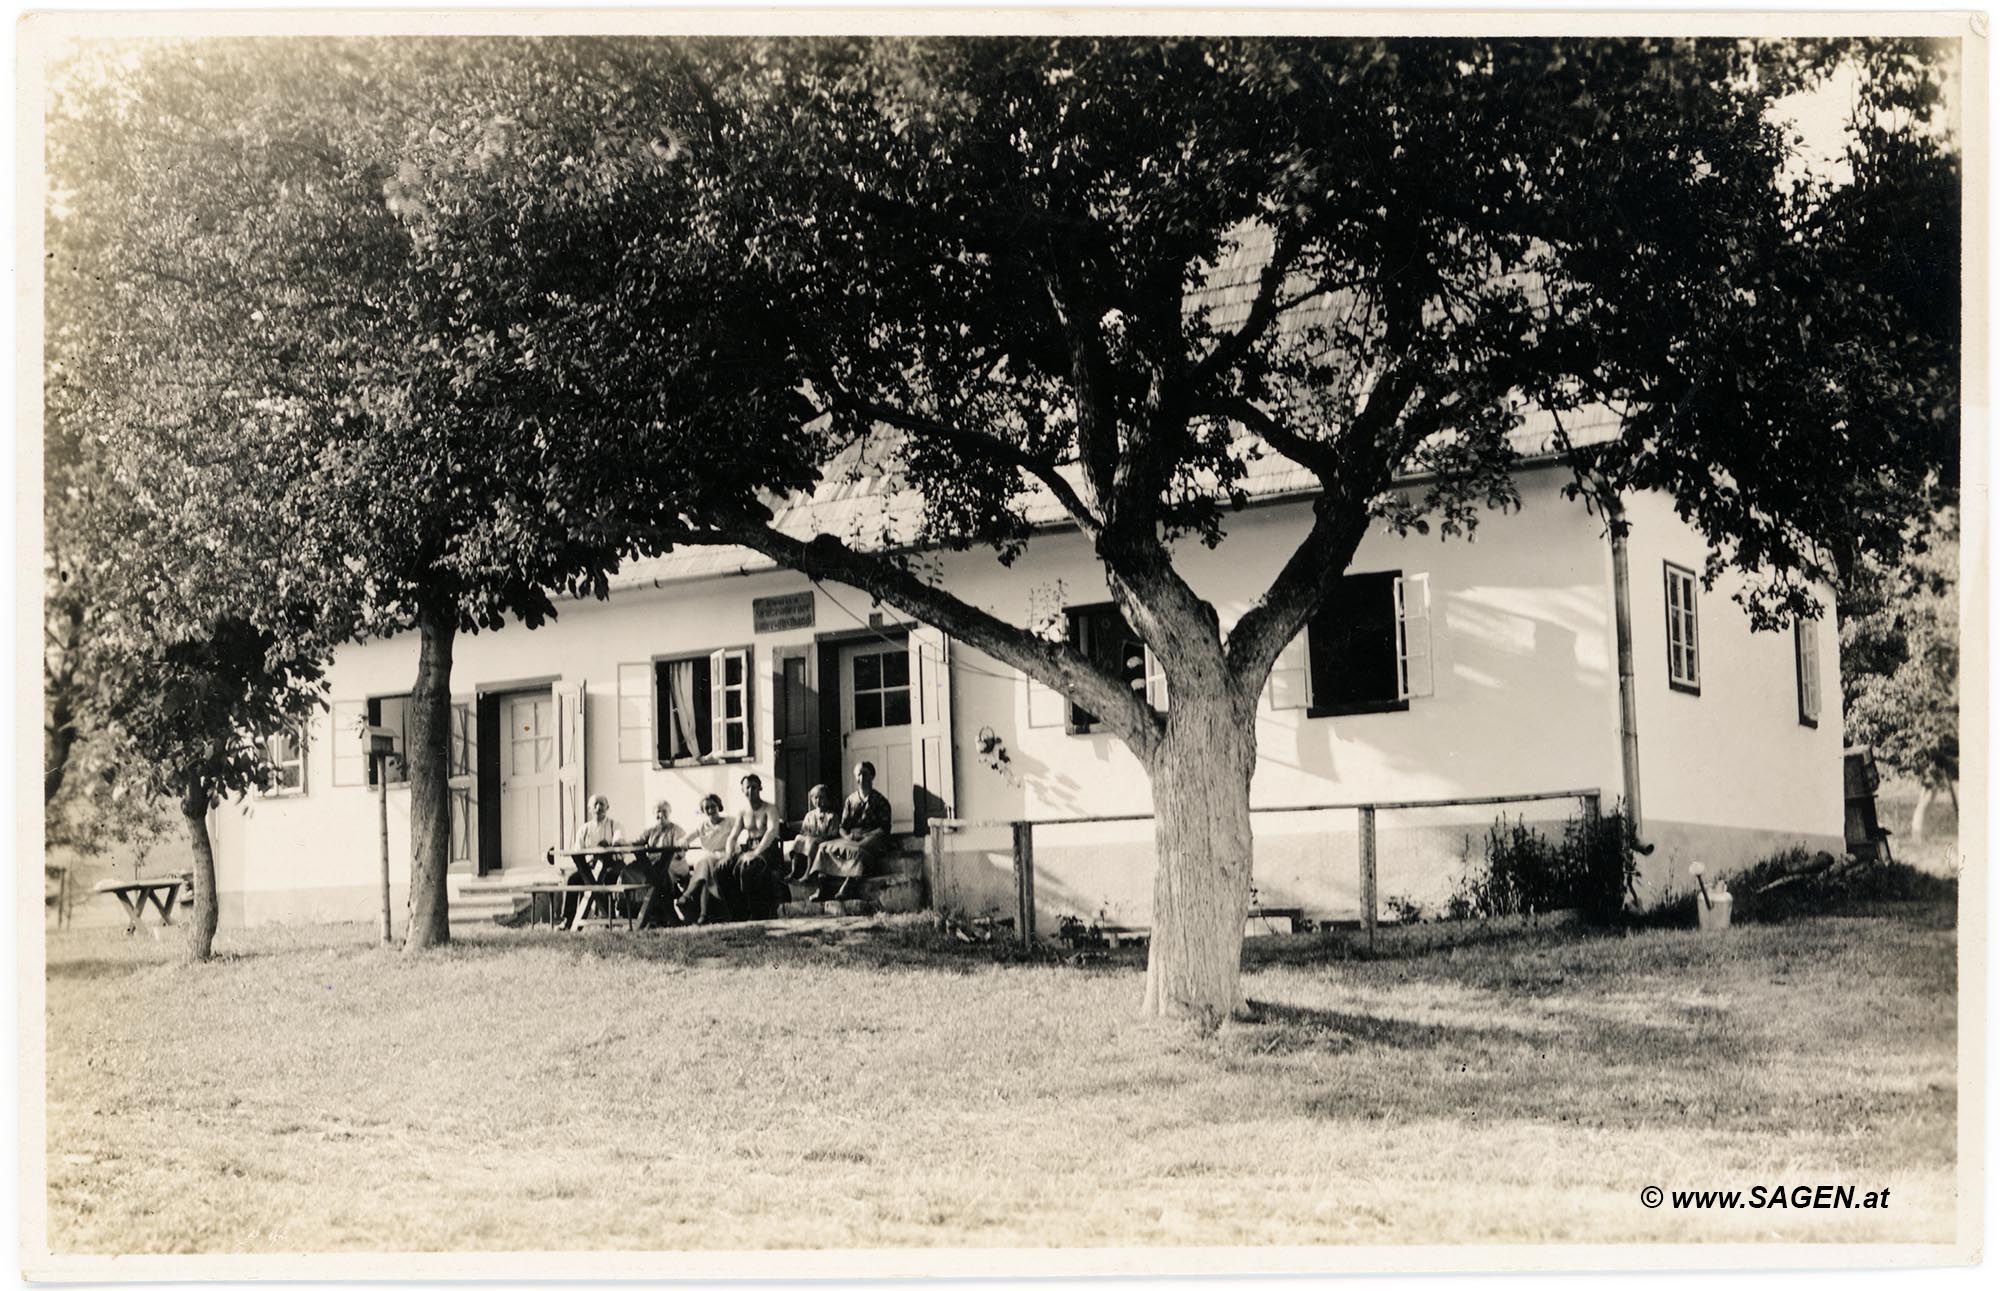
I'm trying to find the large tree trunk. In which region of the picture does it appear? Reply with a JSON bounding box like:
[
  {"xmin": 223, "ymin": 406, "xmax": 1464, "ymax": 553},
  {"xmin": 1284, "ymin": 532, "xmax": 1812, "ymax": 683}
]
[
  {"xmin": 180, "ymin": 779, "xmax": 219, "ymax": 962},
  {"xmin": 403, "ymin": 601, "xmax": 456, "ymax": 952},
  {"xmin": 1140, "ymin": 686, "xmax": 1258, "ymax": 1033}
]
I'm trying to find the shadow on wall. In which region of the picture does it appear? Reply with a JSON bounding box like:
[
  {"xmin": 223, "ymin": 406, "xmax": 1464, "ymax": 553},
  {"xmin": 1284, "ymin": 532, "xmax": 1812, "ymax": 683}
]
[
  {"xmin": 1249, "ymin": 586, "xmax": 1607, "ymax": 788},
  {"xmin": 962, "ymin": 731, "xmax": 1097, "ymax": 821}
]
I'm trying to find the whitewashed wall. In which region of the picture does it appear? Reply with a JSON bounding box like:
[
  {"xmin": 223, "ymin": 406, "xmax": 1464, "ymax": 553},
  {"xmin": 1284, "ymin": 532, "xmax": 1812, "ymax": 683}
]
[
  {"xmin": 930, "ymin": 468, "xmax": 1623, "ymax": 925},
  {"xmin": 1617, "ymin": 488, "xmax": 1846, "ymax": 896},
  {"xmin": 212, "ymin": 465, "xmax": 1839, "ymax": 927}
]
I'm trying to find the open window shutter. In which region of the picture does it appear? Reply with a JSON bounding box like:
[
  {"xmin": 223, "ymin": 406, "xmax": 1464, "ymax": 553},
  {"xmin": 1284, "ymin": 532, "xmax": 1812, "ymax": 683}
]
[
  {"xmin": 726, "ymin": 648, "xmax": 751, "ymax": 757},
  {"xmin": 331, "ymin": 700, "xmax": 367, "ymax": 786},
  {"xmin": 617, "ymin": 662, "xmax": 653, "ymax": 763},
  {"xmin": 910, "ymin": 627, "xmax": 956, "ymax": 831},
  {"xmin": 556, "ymin": 680, "xmax": 586, "ymax": 850},
  {"xmin": 1807, "ymin": 622, "xmax": 1821, "ymax": 717},
  {"xmin": 1143, "ymin": 647, "xmax": 1169, "ymax": 711},
  {"xmin": 1026, "ymin": 676, "xmax": 1066, "ymax": 728},
  {"xmin": 1396, "ymin": 574, "xmax": 1433, "ymax": 700},
  {"xmin": 708, "ymin": 649, "xmax": 727, "ymax": 759},
  {"xmin": 447, "ymin": 698, "xmax": 475, "ymax": 865},
  {"xmin": 1267, "ymin": 632, "xmax": 1310, "ymax": 711},
  {"xmin": 1797, "ymin": 619, "xmax": 1820, "ymax": 722}
]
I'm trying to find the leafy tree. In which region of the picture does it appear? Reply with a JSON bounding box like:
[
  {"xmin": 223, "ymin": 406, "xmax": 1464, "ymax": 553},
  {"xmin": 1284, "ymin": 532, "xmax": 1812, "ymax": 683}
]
[
  {"xmin": 41, "ymin": 40, "xmax": 784, "ymax": 948},
  {"xmin": 42, "ymin": 350, "xmax": 331, "ymax": 958},
  {"xmin": 1843, "ymin": 508, "xmax": 1958, "ymax": 835},
  {"xmin": 411, "ymin": 36, "xmax": 1952, "ymax": 1028}
]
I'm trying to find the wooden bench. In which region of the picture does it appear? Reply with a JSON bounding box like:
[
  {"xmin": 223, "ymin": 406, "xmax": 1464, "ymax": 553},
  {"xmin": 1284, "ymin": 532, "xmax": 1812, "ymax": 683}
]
[{"xmin": 517, "ymin": 882, "xmax": 656, "ymax": 932}]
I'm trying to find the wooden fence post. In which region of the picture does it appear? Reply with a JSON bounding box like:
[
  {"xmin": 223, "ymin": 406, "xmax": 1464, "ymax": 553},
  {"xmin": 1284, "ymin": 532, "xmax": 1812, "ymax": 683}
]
[
  {"xmin": 1011, "ymin": 821, "xmax": 1036, "ymax": 948},
  {"xmin": 1358, "ymin": 805, "xmax": 1377, "ymax": 951},
  {"xmin": 377, "ymin": 757, "xmax": 393, "ymax": 945},
  {"xmin": 925, "ymin": 826, "xmax": 946, "ymax": 914}
]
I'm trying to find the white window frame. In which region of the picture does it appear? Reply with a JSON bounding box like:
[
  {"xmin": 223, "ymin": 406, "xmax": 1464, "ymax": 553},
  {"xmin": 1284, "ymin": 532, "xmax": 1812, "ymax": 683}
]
[
  {"xmin": 1795, "ymin": 614, "xmax": 1821, "ymax": 727},
  {"xmin": 1394, "ymin": 573, "xmax": 1433, "ymax": 701},
  {"xmin": 1267, "ymin": 570, "xmax": 1428, "ymax": 714},
  {"xmin": 367, "ymin": 694, "xmax": 411, "ymax": 786},
  {"xmin": 260, "ymin": 724, "xmax": 308, "ymax": 797},
  {"xmin": 1664, "ymin": 563, "xmax": 1701, "ymax": 694},
  {"xmin": 1141, "ymin": 645, "xmax": 1168, "ymax": 712},
  {"xmin": 710, "ymin": 646, "xmax": 751, "ymax": 759},
  {"xmin": 616, "ymin": 662, "xmax": 653, "ymax": 763},
  {"xmin": 332, "ymin": 700, "xmax": 367, "ymax": 787},
  {"xmin": 1059, "ymin": 604, "xmax": 1158, "ymax": 734},
  {"xmin": 654, "ymin": 646, "xmax": 753, "ymax": 766}
]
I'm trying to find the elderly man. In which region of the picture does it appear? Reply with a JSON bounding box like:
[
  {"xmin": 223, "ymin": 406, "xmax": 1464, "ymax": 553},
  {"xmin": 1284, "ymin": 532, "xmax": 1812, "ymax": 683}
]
[
  {"xmin": 572, "ymin": 794, "xmax": 624, "ymax": 855},
  {"xmin": 559, "ymin": 794, "xmax": 625, "ymax": 922}
]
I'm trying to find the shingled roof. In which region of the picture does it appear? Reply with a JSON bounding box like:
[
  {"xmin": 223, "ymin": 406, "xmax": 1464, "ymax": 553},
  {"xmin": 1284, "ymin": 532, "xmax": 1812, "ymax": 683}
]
[
  {"xmin": 603, "ymin": 402, "xmax": 1622, "ymax": 592},
  {"xmin": 606, "ymin": 221, "xmax": 1612, "ymax": 592}
]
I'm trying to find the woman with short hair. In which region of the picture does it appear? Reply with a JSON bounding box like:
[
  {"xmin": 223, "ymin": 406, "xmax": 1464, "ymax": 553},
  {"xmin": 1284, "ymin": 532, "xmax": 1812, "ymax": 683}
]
[{"xmin": 674, "ymin": 794, "xmax": 735, "ymax": 925}]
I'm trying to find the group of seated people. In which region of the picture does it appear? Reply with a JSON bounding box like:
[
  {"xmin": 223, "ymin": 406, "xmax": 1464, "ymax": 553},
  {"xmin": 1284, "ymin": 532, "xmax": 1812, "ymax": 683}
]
[{"xmin": 558, "ymin": 761, "xmax": 894, "ymax": 927}]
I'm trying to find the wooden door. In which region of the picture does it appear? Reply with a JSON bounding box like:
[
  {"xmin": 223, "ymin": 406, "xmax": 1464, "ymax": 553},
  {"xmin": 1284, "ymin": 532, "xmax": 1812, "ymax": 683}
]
[
  {"xmin": 839, "ymin": 639, "xmax": 914, "ymax": 833},
  {"xmin": 772, "ymin": 646, "xmax": 817, "ymax": 823},
  {"xmin": 555, "ymin": 679, "xmax": 587, "ymax": 855},
  {"xmin": 499, "ymin": 690, "xmax": 557, "ymax": 869}
]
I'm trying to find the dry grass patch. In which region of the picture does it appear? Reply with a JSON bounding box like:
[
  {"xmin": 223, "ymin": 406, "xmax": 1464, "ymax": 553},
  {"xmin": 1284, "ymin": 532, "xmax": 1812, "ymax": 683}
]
[{"xmin": 42, "ymin": 894, "xmax": 1957, "ymax": 1253}]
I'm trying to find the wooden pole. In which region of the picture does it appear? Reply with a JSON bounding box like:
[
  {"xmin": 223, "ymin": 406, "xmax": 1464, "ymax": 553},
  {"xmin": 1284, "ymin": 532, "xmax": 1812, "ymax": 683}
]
[
  {"xmin": 1011, "ymin": 821, "xmax": 1036, "ymax": 947},
  {"xmin": 924, "ymin": 827, "xmax": 945, "ymax": 914},
  {"xmin": 1358, "ymin": 805, "xmax": 1377, "ymax": 951},
  {"xmin": 377, "ymin": 755, "xmax": 393, "ymax": 944}
]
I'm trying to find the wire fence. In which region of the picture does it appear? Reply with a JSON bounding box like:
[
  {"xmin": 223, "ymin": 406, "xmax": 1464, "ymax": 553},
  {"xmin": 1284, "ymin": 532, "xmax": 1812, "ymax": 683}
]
[{"xmin": 929, "ymin": 788, "xmax": 1605, "ymax": 946}]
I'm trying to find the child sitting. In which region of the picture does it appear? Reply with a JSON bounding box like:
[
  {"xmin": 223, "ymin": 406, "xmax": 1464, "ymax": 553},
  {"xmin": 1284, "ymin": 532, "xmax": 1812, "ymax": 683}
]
[{"xmin": 786, "ymin": 784, "xmax": 837, "ymax": 882}]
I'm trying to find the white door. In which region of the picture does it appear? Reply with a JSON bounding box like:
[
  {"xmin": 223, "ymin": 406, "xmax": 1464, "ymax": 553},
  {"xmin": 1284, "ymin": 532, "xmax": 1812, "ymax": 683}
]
[
  {"xmin": 500, "ymin": 691, "xmax": 558, "ymax": 869},
  {"xmin": 840, "ymin": 640, "xmax": 914, "ymax": 833}
]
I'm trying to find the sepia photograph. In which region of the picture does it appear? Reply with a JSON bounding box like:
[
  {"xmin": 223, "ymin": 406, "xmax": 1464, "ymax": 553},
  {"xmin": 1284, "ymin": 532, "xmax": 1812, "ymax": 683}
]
[{"xmin": 16, "ymin": 5, "xmax": 1982, "ymax": 1279}]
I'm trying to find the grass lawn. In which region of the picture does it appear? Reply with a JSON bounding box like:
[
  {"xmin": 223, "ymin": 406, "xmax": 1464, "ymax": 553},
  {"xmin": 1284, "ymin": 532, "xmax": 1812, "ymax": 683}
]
[{"xmin": 40, "ymin": 892, "xmax": 1958, "ymax": 1254}]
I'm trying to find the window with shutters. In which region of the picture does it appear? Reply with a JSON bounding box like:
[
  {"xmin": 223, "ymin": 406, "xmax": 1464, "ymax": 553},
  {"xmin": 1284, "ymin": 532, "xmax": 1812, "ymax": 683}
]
[
  {"xmin": 1267, "ymin": 571, "xmax": 1430, "ymax": 717},
  {"xmin": 1795, "ymin": 614, "xmax": 1821, "ymax": 727},
  {"xmin": 652, "ymin": 647, "xmax": 752, "ymax": 764},
  {"xmin": 366, "ymin": 695, "xmax": 410, "ymax": 786},
  {"xmin": 1664, "ymin": 563, "xmax": 1701, "ymax": 694},
  {"xmin": 261, "ymin": 725, "xmax": 307, "ymax": 796},
  {"xmin": 1060, "ymin": 604, "xmax": 1163, "ymax": 734}
]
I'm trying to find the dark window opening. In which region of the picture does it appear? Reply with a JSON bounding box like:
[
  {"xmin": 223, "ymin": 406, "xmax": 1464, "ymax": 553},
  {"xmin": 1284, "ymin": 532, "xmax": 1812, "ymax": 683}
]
[{"xmin": 1306, "ymin": 571, "xmax": 1405, "ymax": 717}]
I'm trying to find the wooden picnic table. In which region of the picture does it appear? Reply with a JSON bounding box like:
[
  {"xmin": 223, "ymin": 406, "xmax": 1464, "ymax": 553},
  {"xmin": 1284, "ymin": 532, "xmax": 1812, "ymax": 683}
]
[
  {"xmin": 541, "ymin": 844, "xmax": 688, "ymax": 931},
  {"xmin": 94, "ymin": 876, "xmax": 187, "ymax": 934}
]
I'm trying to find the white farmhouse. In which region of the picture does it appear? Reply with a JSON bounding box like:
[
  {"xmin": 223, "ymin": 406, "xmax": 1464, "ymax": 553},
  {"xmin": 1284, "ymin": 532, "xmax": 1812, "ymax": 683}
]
[{"xmin": 210, "ymin": 413, "xmax": 1843, "ymax": 932}]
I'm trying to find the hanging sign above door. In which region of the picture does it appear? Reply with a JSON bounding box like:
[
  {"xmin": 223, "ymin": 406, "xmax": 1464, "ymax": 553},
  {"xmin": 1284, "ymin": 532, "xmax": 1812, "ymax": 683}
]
[{"xmin": 752, "ymin": 591, "xmax": 816, "ymax": 634}]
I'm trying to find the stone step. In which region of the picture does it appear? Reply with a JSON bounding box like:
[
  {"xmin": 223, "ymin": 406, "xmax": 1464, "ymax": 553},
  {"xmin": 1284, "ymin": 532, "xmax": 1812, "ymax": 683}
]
[
  {"xmin": 782, "ymin": 872, "xmax": 925, "ymax": 915},
  {"xmin": 777, "ymin": 898, "xmax": 880, "ymax": 918}
]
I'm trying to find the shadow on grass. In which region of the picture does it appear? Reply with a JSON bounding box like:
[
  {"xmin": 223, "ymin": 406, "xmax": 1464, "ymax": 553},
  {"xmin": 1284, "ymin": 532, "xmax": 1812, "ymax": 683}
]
[{"xmin": 1232, "ymin": 998, "xmax": 1534, "ymax": 1052}]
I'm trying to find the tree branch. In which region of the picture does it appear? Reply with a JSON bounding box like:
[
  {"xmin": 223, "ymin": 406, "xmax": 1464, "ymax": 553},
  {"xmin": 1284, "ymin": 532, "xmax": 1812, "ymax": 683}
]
[
  {"xmin": 1224, "ymin": 361, "xmax": 1423, "ymax": 688},
  {"xmin": 847, "ymin": 397, "xmax": 1105, "ymax": 540},
  {"xmin": 1189, "ymin": 225, "xmax": 1305, "ymax": 390},
  {"xmin": 1201, "ymin": 395, "xmax": 1339, "ymax": 481},
  {"xmin": 629, "ymin": 517, "xmax": 1163, "ymax": 755}
]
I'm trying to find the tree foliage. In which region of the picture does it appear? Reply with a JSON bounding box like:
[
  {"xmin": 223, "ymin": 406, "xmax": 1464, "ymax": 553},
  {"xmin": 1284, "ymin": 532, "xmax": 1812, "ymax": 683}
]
[{"xmin": 1842, "ymin": 508, "xmax": 1958, "ymax": 789}]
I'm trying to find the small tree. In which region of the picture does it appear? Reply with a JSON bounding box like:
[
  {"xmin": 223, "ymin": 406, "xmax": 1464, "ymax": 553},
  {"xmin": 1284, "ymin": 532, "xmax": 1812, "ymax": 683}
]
[
  {"xmin": 44, "ymin": 365, "xmax": 329, "ymax": 960},
  {"xmin": 88, "ymin": 620, "xmax": 325, "ymax": 959}
]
